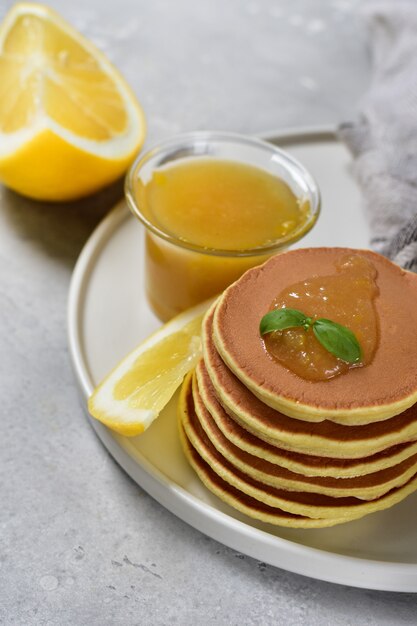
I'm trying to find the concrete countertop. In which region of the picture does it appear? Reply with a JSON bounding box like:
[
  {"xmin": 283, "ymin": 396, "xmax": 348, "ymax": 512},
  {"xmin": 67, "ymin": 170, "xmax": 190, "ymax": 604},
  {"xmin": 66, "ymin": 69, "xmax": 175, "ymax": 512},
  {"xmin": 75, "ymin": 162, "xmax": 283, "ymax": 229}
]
[{"xmin": 2, "ymin": 0, "xmax": 417, "ymax": 624}]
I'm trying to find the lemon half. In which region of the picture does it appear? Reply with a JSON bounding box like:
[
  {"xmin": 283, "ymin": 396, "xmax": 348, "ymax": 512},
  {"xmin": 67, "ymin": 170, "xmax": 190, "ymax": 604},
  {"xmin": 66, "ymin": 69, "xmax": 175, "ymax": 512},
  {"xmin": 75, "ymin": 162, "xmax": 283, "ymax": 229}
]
[{"xmin": 0, "ymin": 3, "xmax": 146, "ymax": 200}]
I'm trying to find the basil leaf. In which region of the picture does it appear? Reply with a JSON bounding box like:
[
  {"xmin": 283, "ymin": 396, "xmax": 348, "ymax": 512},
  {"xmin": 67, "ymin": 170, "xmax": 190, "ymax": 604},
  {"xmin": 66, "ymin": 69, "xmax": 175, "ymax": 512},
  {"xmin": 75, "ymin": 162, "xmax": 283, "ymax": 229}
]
[
  {"xmin": 260, "ymin": 308, "xmax": 308, "ymax": 335},
  {"xmin": 313, "ymin": 319, "xmax": 362, "ymax": 363}
]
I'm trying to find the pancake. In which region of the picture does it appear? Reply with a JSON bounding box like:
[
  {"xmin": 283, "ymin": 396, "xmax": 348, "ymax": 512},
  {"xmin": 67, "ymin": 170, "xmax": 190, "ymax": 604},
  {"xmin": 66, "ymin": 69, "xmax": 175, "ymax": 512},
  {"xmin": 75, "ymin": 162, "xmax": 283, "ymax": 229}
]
[
  {"xmin": 190, "ymin": 371, "xmax": 417, "ymax": 500},
  {"xmin": 212, "ymin": 248, "xmax": 417, "ymax": 424},
  {"xmin": 193, "ymin": 369, "xmax": 417, "ymax": 497},
  {"xmin": 203, "ymin": 308, "xmax": 417, "ymax": 458},
  {"xmin": 195, "ymin": 359, "xmax": 417, "ymax": 478},
  {"xmin": 178, "ymin": 373, "xmax": 417, "ymax": 523},
  {"xmin": 178, "ymin": 424, "xmax": 345, "ymax": 528}
]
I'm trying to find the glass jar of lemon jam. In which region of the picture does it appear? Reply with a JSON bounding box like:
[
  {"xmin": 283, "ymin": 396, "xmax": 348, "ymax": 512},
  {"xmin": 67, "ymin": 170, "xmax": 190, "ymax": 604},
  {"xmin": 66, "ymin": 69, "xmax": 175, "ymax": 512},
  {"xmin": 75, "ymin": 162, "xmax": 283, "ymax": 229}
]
[{"xmin": 125, "ymin": 132, "xmax": 321, "ymax": 321}]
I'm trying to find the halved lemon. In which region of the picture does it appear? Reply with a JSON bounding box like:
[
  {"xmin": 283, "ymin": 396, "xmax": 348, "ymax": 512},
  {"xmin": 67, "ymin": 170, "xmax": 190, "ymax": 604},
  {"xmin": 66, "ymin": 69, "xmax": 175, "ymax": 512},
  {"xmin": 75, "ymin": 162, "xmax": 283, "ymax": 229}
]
[
  {"xmin": 88, "ymin": 301, "xmax": 213, "ymax": 437},
  {"xmin": 0, "ymin": 3, "xmax": 146, "ymax": 200}
]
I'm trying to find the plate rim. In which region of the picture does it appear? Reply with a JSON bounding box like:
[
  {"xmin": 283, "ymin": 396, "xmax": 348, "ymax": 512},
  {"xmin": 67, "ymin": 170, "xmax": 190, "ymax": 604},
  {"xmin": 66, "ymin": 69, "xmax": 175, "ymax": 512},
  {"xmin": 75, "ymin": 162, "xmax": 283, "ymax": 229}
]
[{"xmin": 67, "ymin": 125, "xmax": 417, "ymax": 592}]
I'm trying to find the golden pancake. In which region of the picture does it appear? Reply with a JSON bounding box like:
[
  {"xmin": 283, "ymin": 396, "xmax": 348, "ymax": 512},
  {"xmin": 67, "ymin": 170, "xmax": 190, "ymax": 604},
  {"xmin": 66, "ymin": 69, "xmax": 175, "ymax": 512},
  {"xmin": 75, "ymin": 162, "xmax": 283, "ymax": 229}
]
[
  {"xmin": 212, "ymin": 249, "xmax": 417, "ymax": 424},
  {"xmin": 203, "ymin": 308, "xmax": 417, "ymax": 458},
  {"xmin": 179, "ymin": 423, "xmax": 345, "ymax": 528},
  {"xmin": 189, "ymin": 372, "xmax": 417, "ymax": 500},
  {"xmin": 178, "ymin": 373, "xmax": 417, "ymax": 522},
  {"xmin": 195, "ymin": 359, "xmax": 417, "ymax": 478}
]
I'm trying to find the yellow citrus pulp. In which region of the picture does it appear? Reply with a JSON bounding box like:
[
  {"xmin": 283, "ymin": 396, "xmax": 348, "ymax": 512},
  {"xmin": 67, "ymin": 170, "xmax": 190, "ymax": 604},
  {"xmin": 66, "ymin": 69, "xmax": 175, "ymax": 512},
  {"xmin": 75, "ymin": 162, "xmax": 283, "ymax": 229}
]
[
  {"xmin": 88, "ymin": 301, "xmax": 212, "ymax": 437},
  {"xmin": 0, "ymin": 3, "xmax": 146, "ymax": 200}
]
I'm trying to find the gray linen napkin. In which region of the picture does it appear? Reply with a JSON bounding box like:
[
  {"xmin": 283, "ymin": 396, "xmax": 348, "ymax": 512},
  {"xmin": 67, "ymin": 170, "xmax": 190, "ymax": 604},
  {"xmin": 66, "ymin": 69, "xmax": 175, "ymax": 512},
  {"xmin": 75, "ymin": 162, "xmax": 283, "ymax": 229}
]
[{"xmin": 338, "ymin": 0, "xmax": 417, "ymax": 272}]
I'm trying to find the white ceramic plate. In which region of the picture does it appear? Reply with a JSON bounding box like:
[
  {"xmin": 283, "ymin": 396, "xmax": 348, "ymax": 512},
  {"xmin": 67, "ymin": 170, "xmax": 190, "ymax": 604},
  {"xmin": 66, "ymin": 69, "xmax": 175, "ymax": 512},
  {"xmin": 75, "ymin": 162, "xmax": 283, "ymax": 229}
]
[{"xmin": 68, "ymin": 127, "xmax": 417, "ymax": 592}]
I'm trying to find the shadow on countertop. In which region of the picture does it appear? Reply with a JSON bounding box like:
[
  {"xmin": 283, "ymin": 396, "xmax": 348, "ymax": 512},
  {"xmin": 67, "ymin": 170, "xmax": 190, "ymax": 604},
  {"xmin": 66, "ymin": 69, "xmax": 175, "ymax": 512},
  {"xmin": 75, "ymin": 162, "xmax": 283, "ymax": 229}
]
[{"xmin": 0, "ymin": 177, "xmax": 125, "ymax": 267}]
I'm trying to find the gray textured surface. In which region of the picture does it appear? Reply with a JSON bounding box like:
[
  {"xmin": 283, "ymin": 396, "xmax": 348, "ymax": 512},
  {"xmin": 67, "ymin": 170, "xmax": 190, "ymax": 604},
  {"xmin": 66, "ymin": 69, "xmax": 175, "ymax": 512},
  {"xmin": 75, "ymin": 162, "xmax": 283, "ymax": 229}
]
[{"xmin": 2, "ymin": 0, "xmax": 417, "ymax": 624}]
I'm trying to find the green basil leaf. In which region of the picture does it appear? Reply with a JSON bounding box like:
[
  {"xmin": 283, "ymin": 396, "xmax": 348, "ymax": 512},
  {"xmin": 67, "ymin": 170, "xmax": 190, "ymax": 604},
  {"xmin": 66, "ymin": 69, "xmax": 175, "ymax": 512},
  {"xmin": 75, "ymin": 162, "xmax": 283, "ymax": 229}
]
[
  {"xmin": 260, "ymin": 308, "xmax": 308, "ymax": 335},
  {"xmin": 313, "ymin": 319, "xmax": 362, "ymax": 363}
]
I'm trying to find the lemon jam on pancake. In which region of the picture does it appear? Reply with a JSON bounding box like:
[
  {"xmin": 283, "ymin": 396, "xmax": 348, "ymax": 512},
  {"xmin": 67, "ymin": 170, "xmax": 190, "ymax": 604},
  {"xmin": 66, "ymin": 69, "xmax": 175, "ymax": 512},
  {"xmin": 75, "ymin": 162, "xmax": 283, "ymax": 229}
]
[
  {"xmin": 264, "ymin": 255, "xmax": 379, "ymax": 381},
  {"xmin": 213, "ymin": 248, "xmax": 417, "ymax": 423}
]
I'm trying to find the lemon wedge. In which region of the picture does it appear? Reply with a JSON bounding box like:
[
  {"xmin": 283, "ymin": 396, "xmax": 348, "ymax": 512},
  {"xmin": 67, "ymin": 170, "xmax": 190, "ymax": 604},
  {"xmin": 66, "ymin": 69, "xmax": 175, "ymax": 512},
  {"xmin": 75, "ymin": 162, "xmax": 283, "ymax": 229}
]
[
  {"xmin": 88, "ymin": 302, "xmax": 212, "ymax": 437},
  {"xmin": 0, "ymin": 3, "xmax": 146, "ymax": 200}
]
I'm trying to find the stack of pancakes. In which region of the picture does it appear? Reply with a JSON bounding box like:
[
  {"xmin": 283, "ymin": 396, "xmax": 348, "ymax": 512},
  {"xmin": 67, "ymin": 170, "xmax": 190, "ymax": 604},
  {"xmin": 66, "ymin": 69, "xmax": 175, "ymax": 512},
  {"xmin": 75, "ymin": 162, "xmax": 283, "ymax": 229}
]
[{"xmin": 178, "ymin": 248, "xmax": 417, "ymax": 528}]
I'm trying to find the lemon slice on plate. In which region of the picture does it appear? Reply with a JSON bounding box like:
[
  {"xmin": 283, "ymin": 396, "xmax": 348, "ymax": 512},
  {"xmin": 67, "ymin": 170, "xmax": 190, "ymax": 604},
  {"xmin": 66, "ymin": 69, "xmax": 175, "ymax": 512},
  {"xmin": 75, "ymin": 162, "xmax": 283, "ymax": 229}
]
[
  {"xmin": 0, "ymin": 3, "xmax": 146, "ymax": 200},
  {"xmin": 88, "ymin": 301, "xmax": 213, "ymax": 437}
]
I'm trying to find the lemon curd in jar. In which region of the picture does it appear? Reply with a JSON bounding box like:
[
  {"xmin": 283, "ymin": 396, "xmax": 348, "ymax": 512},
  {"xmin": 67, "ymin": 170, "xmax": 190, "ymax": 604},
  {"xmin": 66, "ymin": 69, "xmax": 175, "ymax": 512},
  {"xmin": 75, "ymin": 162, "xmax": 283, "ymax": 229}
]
[
  {"xmin": 134, "ymin": 158, "xmax": 312, "ymax": 321},
  {"xmin": 263, "ymin": 255, "xmax": 380, "ymax": 381}
]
